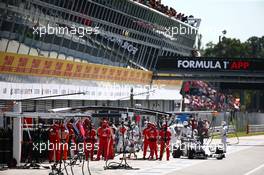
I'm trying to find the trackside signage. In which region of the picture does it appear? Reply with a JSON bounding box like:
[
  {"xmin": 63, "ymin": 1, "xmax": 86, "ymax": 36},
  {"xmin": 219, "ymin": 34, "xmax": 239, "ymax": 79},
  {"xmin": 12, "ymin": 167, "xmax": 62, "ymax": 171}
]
[
  {"xmin": 156, "ymin": 56, "xmax": 264, "ymax": 72},
  {"xmin": 177, "ymin": 60, "xmax": 249, "ymax": 70}
]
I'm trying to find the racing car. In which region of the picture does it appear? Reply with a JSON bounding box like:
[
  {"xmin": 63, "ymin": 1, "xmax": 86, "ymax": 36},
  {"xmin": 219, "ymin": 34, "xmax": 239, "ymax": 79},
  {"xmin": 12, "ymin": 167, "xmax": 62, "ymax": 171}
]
[{"xmin": 172, "ymin": 137, "xmax": 225, "ymax": 160}]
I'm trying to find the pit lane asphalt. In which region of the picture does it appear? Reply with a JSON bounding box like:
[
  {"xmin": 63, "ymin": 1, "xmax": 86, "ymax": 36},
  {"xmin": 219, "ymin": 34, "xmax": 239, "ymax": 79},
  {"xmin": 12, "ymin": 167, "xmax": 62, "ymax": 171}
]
[
  {"xmin": 2, "ymin": 135, "xmax": 264, "ymax": 175},
  {"xmin": 166, "ymin": 140, "xmax": 264, "ymax": 175}
]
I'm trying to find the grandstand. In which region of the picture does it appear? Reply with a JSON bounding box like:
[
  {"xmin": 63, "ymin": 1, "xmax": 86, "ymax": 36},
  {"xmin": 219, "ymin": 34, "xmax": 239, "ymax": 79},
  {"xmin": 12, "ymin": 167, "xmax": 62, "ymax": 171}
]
[
  {"xmin": 0, "ymin": 1, "xmax": 202, "ymax": 165},
  {"xmin": 0, "ymin": 0, "xmax": 200, "ymax": 112}
]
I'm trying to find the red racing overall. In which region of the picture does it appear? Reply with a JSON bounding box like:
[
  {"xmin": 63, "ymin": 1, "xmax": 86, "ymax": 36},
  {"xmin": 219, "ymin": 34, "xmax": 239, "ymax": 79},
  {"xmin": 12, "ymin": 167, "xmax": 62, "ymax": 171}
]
[
  {"xmin": 108, "ymin": 126, "xmax": 115, "ymax": 159},
  {"xmin": 147, "ymin": 124, "xmax": 158, "ymax": 160},
  {"xmin": 66, "ymin": 122, "xmax": 76, "ymax": 158},
  {"xmin": 96, "ymin": 121, "xmax": 111, "ymax": 160},
  {"xmin": 48, "ymin": 124, "xmax": 61, "ymax": 162},
  {"xmin": 159, "ymin": 125, "xmax": 171, "ymax": 160},
  {"xmin": 143, "ymin": 123, "xmax": 151, "ymax": 159},
  {"xmin": 58, "ymin": 124, "xmax": 69, "ymax": 160},
  {"xmin": 84, "ymin": 127, "xmax": 96, "ymax": 160}
]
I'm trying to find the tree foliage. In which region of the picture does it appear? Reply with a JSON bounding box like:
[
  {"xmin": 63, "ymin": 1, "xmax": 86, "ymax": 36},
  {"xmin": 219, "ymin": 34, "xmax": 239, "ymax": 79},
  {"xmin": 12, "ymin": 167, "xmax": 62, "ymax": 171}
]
[{"xmin": 203, "ymin": 36, "xmax": 264, "ymax": 58}]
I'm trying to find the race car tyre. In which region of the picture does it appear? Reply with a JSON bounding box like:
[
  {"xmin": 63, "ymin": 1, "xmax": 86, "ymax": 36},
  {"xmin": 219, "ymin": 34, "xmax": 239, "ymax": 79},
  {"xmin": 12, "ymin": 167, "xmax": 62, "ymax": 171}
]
[
  {"xmin": 188, "ymin": 149, "xmax": 195, "ymax": 159},
  {"xmin": 172, "ymin": 148, "xmax": 182, "ymax": 158},
  {"xmin": 216, "ymin": 154, "xmax": 225, "ymax": 160}
]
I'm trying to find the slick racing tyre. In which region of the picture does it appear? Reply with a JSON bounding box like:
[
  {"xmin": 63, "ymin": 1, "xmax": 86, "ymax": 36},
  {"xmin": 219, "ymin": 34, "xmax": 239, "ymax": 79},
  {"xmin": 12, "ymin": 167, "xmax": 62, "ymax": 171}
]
[
  {"xmin": 172, "ymin": 147, "xmax": 182, "ymax": 158},
  {"xmin": 187, "ymin": 149, "xmax": 195, "ymax": 159},
  {"xmin": 216, "ymin": 154, "xmax": 225, "ymax": 160}
]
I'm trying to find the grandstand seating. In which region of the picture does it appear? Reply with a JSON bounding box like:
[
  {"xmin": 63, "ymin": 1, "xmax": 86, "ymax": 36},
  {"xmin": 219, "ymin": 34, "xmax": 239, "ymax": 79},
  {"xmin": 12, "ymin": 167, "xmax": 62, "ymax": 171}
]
[
  {"xmin": 181, "ymin": 81, "xmax": 236, "ymax": 111},
  {"xmin": 133, "ymin": 0, "xmax": 194, "ymax": 24}
]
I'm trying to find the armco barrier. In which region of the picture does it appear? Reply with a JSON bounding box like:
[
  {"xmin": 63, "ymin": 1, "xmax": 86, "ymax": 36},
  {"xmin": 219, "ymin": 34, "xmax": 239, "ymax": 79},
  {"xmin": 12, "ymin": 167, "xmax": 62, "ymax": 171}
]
[{"xmin": 247, "ymin": 124, "xmax": 264, "ymax": 134}]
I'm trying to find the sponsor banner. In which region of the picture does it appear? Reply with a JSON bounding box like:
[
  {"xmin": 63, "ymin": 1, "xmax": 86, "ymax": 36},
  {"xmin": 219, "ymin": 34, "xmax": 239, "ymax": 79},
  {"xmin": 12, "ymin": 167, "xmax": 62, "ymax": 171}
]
[
  {"xmin": 100, "ymin": 32, "xmax": 138, "ymax": 55},
  {"xmin": 152, "ymin": 80, "xmax": 182, "ymax": 88},
  {"xmin": 0, "ymin": 52, "xmax": 152, "ymax": 84},
  {"xmin": 0, "ymin": 81, "xmax": 181, "ymax": 100},
  {"xmin": 157, "ymin": 56, "xmax": 264, "ymax": 72}
]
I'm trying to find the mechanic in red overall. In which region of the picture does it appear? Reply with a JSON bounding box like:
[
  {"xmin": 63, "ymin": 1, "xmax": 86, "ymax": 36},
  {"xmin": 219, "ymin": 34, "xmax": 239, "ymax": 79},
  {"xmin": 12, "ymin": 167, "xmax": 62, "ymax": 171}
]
[
  {"xmin": 59, "ymin": 123, "xmax": 69, "ymax": 160},
  {"xmin": 159, "ymin": 124, "xmax": 171, "ymax": 161},
  {"xmin": 142, "ymin": 122, "xmax": 151, "ymax": 159},
  {"xmin": 49, "ymin": 123, "xmax": 61, "ymax": 162},
  {"xmin": 66, "ymin": 121, "xmax": 76, "ymax": 158},
  {"xmin": 83, "ymin": 119, "xmax": 97, "ymax": 160},
  {"xmin": 108, "ymin": 122, "xmax": 115, "ymax": 159},
  {"xmin": 96, "ymin": 120, "xmax": 112, "ymax": 160},
  {"xmin": 147, "ymin": 123, "xmax": 158, "ymax": 160}
]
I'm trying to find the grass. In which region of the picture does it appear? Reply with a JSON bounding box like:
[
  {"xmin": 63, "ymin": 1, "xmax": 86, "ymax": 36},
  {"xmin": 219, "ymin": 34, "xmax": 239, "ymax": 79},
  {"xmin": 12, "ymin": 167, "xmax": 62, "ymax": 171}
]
[
  {"xmin": 229, "ymin": 131, "xmax": 264, "ymax": 137},
  {"xmin": 213, "ymin": 131, "xmax": 264, "ymax": 139}
]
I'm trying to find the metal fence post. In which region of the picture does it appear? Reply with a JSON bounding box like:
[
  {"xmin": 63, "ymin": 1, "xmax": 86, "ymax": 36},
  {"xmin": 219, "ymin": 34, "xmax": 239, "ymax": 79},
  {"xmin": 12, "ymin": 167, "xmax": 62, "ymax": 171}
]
[{"xmin": 12, "ymin": 101, "xmax": 22, "ymax": 166}]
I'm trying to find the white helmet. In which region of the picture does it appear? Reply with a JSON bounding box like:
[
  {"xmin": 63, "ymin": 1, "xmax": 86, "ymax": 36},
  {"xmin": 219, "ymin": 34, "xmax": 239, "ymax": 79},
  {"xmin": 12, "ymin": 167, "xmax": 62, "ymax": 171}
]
[
  {"xmin": 183, "ymin": 121, "xmax": 189, "ymax": 126},
  {"xmin": 221, "ymin": 121, "xmax": 227, "ymax": 126},
  {"xmin": 193, "ymin": 129, "xmax": 198, "ymax": 135}
]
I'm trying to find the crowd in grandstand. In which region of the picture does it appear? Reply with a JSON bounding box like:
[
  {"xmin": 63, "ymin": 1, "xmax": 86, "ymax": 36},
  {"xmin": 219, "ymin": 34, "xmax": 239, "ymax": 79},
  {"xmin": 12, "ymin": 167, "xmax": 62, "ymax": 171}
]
[
  {"xmin": 133, "ymin": 0, "xmax": 193, "ymax": 23},
  {"xmin": 181, "ymin": 81, "xmax": 236, "ymax": 111}
]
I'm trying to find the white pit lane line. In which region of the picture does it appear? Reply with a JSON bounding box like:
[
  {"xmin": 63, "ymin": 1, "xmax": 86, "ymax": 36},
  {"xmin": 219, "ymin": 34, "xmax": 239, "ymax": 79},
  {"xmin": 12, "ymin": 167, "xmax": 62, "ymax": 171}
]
[
  {"xmin": 244, "ymin": 163, "xmax": 264, "ymax": 175},
  {"xmin": 125, "ymin": 139, "xmax": 264, "ymax": 175}
]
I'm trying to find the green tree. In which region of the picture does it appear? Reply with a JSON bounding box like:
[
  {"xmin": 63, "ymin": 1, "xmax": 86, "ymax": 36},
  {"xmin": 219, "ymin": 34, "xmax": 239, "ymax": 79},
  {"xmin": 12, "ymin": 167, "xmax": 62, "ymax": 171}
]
[
  {"xmin": 204, "ymin": 37, "xmax": 248, "ymax": 58},
  {"xmin": 245, "ymin": 36, "xmax": 264, "ymax": 58},
  {"xmin": 203, "ymin": 36, "xmax": 264, "ymax": 59}
]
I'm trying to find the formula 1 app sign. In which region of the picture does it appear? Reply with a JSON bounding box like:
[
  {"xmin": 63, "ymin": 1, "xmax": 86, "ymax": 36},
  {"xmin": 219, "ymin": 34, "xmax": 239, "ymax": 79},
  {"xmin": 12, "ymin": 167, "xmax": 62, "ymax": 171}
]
[{"xmin": 175, "ymin": 58, "xmax": 264, "ymax": 72}]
